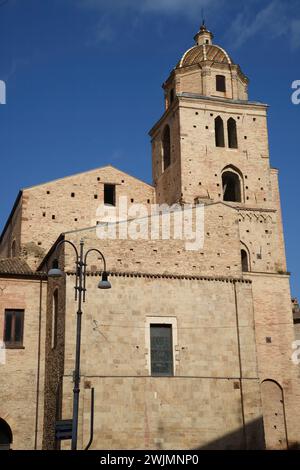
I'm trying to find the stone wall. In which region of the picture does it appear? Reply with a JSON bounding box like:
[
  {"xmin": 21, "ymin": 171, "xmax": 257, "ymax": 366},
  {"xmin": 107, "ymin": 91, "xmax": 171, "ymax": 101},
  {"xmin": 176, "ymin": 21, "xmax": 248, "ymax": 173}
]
[
  {"xmin": 42, "ymin": 270, "xmax": 66, "ymax": 450},
  {"xmin": 61, "ymin": 203, "xmax": 242, "ymax": 278},
  {"xmin": 58, "ymin": 272, "xmax": 263, "ymax": 450},
  {"xmin": 246, "ymin": 273, "xmax": 300, "ymax": 448},
  {"xmin": 0, "ymin": 166, "xmax": 155, "ymax": 270},
  {"xmin": 0, "ymin": 276, "xmax": 47, "ymax": 449}
]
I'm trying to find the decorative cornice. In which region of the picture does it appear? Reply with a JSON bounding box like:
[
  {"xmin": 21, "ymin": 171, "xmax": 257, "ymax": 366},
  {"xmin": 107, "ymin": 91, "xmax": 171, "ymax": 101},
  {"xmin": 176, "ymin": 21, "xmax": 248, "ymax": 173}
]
[
  {"xmin": 178, "ymin": 92, "xmax": 268, "ymax": 108},
  {"xmin": 235, "ymin": 206, "xmax": 276, "ymax": 213},
  {"xmin": 66, "ymin": 270, "xmax": 252, "ymax": 284}
]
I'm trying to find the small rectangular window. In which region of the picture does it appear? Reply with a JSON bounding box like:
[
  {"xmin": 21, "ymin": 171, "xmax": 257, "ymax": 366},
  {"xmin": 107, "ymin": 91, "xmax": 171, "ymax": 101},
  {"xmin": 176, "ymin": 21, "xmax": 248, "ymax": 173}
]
[
  {"xmin": 4, "ymin": 309, "xmax": 24, "ymax": 348},
  {"xmin": 104, "ymin": 184, "xmax": 116, "ymax": 206},
  {"xmin": 216, "ymin": 75, "xmax": 226, "ymax": 92},
  {"xmin": 150, "ymin": 324, "xmax": 173, "ymax": 376}
]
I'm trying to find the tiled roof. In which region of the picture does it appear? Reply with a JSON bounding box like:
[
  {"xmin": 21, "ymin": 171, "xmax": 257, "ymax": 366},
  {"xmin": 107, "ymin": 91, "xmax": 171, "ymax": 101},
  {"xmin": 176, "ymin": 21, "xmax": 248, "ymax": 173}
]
[
  {"xmin": 177, "ymin": 44, "xmax": 233, "ymax": 68},
  {"xmin": 0, "ymin": 258, "xmax": 33, "ymax": 275}
]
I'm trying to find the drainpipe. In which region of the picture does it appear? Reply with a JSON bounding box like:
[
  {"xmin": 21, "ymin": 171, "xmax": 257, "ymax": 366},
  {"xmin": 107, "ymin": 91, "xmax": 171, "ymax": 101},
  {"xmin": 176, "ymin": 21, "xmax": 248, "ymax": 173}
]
[
  {"xmin": 233, "ymin": 279, "xmax": 247, "ymax": 449},
  {"xmin": 34, "ymin": 278, "xmax": 43, "ymax": 449}
]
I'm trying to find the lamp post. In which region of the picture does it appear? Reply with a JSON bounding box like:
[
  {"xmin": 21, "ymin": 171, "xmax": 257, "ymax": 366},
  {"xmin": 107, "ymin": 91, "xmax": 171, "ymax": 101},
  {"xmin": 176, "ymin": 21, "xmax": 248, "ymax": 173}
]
[{"xmin": 48, "ymin": 239, "xmax": 111, "ymax": 450}]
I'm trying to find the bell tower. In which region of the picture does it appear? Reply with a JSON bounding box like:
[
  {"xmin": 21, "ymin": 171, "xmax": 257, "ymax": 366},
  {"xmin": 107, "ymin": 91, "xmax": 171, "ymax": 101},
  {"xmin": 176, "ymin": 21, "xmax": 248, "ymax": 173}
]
[{"xmin": 149, "ymin": 23, "xmax": 287, "ymax": 274}]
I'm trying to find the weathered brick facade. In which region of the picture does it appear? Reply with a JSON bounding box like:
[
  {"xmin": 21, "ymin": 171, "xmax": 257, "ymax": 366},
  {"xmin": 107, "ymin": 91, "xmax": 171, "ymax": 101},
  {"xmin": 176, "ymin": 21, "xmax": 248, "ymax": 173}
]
[
  {"xmin": 0, "ymin": 23, "xmax": 299, "ymax": 450},
  {"xmin": 0, "ymin": 263, "xmax": 47, "ymax": 450},
  {"xmin": 0, "ymin": 166, "xmax": 155, "ymax": 270}
]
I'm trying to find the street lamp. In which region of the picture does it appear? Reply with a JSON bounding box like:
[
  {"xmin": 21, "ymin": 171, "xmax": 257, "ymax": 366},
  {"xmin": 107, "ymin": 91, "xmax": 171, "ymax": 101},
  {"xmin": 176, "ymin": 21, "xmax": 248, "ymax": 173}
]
[{"xmin": 48, "ymin": 239, "xmax": 111, "ymax": 450}]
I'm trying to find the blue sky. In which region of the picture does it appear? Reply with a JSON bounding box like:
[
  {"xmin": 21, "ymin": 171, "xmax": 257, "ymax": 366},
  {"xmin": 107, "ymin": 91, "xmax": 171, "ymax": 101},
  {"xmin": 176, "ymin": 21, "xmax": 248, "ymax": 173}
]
[{"xmin": 0, "ymin": 0, "xmax": 299, "ymax": 297}]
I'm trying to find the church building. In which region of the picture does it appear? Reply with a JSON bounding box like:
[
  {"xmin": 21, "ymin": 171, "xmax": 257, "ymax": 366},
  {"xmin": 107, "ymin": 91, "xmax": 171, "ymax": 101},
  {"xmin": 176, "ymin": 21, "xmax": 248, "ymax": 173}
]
[{"xmin": 0, "ymin": 23, "xmax": 299, "ymax": 450}]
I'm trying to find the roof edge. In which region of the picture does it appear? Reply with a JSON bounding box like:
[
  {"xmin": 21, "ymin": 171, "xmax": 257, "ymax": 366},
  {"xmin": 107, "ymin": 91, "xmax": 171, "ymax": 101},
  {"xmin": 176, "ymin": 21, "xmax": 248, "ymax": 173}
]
[
  {"xmin": 0, "ymin": 271, "xmax": 47, "ymax": 280},
  {"xmin": 23, "ymin": 164, "xmax": 154, "ymax": 192},
  {"xmin": 0, "ymin": 191, "xmax": 23, "ymax": 244},
  {"xmin": 37, "ymin": 233, "xmax": 65, "ymax": 272}
]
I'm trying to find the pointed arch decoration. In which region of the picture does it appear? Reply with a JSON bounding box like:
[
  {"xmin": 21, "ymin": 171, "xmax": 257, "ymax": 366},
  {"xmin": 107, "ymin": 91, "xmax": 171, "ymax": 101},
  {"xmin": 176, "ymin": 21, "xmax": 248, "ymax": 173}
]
[{"xmin": 240, "ymin": 242, "xmax": 251, "ymax": 272}]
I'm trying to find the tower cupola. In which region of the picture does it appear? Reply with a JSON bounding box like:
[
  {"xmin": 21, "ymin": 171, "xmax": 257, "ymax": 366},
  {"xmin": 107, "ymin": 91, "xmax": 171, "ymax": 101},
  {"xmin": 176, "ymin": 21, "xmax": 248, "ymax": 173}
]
[
  {"xmin": 162, "ymin": 23, "xmax": 249, "ymax": 104},
  {"xmin": 194, "ymin": 22, "xmax": 214, "ymax": 46}
]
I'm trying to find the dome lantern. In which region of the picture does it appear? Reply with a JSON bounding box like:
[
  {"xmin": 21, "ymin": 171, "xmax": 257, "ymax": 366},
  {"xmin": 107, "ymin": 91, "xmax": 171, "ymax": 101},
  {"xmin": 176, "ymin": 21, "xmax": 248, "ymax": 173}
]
[{"xmin": 194, "ymin": 21, "xmax": 214, "ymax": 46}]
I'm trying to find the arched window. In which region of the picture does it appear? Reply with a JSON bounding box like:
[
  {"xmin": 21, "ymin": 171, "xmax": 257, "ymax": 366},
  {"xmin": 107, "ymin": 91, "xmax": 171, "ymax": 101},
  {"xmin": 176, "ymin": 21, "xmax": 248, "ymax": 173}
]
[
  {"xmin": 51, "ymin": 290, "xmax": 58, "ymax": 349},
  {"xmin": 11, "ymin": 240, "xmax": 16, "ymax": 258},
  {"xmin": 216, "ymin": 75, "xmax": 226, "ymax": 92},
  {"xmin": 241, "ymin": 249, "xmax": 249, "ymax": 272},
  {"xmin": 222, "ymin": 169, "xmax": 242, "ymax": 202},
  {"xmin": 228, "ymin": 118, "xmax": 238, "ymax": 149},
  {"xmin": 162, "ymin": 125, "xmax": 171, "ymax": 171},
  {"xmin": 215, "ymin": 116, "xmax": 225, "ymax": 147},
  {"xmin": 0, "ymin": 418, "xmax": 13, "ymax": 450}
]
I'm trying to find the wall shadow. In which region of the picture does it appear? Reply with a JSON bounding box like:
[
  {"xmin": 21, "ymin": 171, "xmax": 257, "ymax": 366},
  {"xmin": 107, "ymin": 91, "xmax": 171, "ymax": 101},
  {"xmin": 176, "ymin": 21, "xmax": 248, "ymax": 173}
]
[{"xmin": 196, "ymin": 417, "xmax": 266, "ymax": 450}]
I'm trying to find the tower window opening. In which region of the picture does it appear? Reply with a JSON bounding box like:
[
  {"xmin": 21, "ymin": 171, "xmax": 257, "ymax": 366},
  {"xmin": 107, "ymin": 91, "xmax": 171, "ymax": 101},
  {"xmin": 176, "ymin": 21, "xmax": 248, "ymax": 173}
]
[
  {"xmin": 104, "ymin": 184, "xmax": 116, "ymax": 206},
  {"xmin": 215, "ymin": 116, "xmax": 225, "ymax": 147},
  {"xmin": 241, "ymin": 249, "xmax": 249, "ymax": 272},
  {"xmin": 162, "ymin": 125, "xmax": 171, "ymax": 171},
  {"xmin": 170, "ymin": 89, "xmax": 175, "ymax": 104},
  {"xmin": 222, "ymin": 171, "xmax": 242, "ymax": 202},
  {"xmin": 216, "ymin": 75, "xmax": 226, "ymax": 92},
  {"xmin": 228, "ymin": 118, "xmax": 238, "ymax": 149}
]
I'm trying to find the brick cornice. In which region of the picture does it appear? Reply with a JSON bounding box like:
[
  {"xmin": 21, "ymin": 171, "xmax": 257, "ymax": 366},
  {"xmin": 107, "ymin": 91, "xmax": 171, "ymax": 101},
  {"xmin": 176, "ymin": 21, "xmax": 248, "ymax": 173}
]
[{"xmin": 66, "ymin": 270, "xmax": 252, "ymax": 284}]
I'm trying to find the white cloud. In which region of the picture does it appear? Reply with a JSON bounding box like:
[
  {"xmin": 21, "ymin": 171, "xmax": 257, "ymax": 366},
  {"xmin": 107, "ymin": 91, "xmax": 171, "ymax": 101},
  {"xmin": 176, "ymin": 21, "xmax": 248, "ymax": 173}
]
[
  {"xmin": 78, "ymin": 0, "xmax": 300, "ymax": 49},
  {"xmin": 227, "ymin": 1, "xmax": 286, "ymax": 48},
  {"xmin": 80, "ymin": 0, "xmax": 219, "ymax": 16},
  {"xmin": 87, "ymin": 15, "xmax": 115, "ymax": 45},
  {"xmin": 139, "ymin": 0, "xmax": 217, "ymax": 15},
  {"xmin": 78, "ymin": 0, "xmax": 223, "ymax": 45},
  {"xmin": 291, "ymin": 19, "xmax": 300, "ymax": 49},
  {"xmin": 226, "ymin": 0, "xmax": 300, "ymax": 50}
]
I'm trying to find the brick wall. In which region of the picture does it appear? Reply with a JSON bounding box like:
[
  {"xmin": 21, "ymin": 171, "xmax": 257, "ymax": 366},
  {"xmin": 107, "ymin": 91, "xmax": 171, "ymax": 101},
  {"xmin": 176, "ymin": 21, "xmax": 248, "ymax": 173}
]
[{"xmin": 0, "ymin": 276, "xmax": 47, "ymax": 449}]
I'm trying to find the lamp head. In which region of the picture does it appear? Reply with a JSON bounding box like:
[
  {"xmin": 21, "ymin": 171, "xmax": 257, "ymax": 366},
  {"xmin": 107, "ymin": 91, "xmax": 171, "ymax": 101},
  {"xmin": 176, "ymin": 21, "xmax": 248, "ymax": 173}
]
[
  {"xmin": 98, "ymin": 271, "xmax": 111, "ymax": 290},
  {"xmin": 48, "ymin": 259, "xmax": 63, "ymax": 278}
]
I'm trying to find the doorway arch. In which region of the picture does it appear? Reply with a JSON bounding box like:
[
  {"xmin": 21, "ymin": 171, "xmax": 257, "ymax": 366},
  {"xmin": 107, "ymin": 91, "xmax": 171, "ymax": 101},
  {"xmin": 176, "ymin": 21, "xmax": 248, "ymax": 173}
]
[{"xmin": 0, "ymin": 418, "xmax": 13, "ymax": 450}]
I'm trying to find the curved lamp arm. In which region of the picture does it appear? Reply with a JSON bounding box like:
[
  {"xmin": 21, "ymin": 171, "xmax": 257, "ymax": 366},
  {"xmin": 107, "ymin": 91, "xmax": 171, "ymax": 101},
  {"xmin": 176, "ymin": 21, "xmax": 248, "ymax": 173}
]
[
  {"xmin": 54, "ymin": 239, "xmax": 79, "ymax": 261},
  {"xmin": 51, "ymin": 239, "xmax": 80, "ymax": 300},
  {"xmin": 83, "ymin": 248, "xmax": 108, "ymax": 302},
  {"xmin": 84, "ymin": 248, "xmax": 107, "ymax": 272}
]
